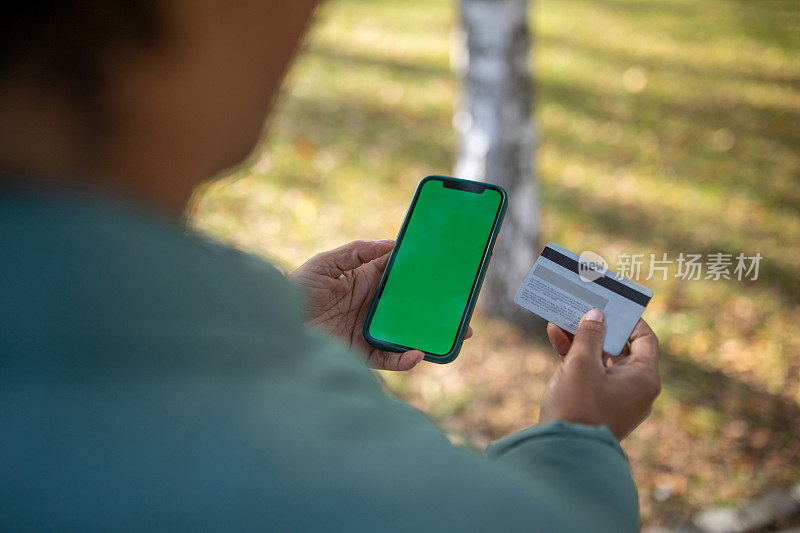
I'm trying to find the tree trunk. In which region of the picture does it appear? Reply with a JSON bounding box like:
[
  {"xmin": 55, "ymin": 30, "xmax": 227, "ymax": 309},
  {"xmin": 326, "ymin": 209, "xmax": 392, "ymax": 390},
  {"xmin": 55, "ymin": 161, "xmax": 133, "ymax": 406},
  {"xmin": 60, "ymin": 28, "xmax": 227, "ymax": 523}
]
[{"xmin": 454, "ymin": 0, "xmax": 540, "ymax": 330}]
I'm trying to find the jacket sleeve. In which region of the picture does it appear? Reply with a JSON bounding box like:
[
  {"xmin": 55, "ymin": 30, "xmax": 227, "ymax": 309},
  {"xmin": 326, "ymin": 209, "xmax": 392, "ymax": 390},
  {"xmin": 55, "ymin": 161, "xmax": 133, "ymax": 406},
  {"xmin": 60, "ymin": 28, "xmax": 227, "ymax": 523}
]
[{"xmin": 488, "ymin": 421, "xmax": 641, "ymax": 532}]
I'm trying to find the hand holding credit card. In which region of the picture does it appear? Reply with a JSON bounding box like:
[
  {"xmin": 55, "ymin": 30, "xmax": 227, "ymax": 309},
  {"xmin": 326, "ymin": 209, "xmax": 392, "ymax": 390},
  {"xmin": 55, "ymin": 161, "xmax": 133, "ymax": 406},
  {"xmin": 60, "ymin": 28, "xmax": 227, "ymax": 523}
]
[{"xmin": 515, "ymin": 242, "xmax": 653, "ymax": 355}]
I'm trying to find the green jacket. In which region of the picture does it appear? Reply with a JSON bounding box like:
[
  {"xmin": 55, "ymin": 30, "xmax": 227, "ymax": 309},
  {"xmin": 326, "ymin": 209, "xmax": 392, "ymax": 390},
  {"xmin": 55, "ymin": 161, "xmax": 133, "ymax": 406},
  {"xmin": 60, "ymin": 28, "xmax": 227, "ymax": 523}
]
[{"xmin": 0, "ymin": 189, "xmax": 639, "ymax": 531}]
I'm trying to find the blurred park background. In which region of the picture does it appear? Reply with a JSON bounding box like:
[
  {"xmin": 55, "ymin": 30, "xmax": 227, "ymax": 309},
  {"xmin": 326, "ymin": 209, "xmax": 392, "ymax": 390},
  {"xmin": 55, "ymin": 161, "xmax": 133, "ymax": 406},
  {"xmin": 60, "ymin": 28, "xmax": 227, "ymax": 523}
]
[{"xmin": 191, "ymin": 0, "xmax": 800, "ymax": 528}]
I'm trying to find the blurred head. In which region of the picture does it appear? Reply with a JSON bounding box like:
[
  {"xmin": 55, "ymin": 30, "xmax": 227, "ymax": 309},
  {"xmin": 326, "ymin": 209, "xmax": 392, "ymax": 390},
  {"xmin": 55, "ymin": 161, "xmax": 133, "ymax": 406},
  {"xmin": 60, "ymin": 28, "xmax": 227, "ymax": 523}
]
[{"xmin": 0, "ymin": 0, "xmax": 318, "ymax": 212}]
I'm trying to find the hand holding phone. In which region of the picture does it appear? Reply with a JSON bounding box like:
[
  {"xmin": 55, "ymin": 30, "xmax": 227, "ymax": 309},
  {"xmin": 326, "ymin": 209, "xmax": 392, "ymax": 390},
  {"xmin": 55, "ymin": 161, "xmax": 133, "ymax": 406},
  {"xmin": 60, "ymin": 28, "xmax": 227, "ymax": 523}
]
[
  {"xmin": 363, "ymin": 176, "xmax": 507, "ymax": 363},
  {"xmin": 291, "ymin": 239, "xmax": 476, "ymax": 371}
]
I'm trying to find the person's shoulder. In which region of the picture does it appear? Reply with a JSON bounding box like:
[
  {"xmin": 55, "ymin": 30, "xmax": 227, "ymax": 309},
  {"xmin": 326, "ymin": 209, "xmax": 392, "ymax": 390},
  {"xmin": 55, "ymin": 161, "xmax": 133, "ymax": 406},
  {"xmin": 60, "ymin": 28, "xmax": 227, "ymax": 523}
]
[{"xmin": 0, "ymin": 188, "xmax": 304, "ymax": 355}]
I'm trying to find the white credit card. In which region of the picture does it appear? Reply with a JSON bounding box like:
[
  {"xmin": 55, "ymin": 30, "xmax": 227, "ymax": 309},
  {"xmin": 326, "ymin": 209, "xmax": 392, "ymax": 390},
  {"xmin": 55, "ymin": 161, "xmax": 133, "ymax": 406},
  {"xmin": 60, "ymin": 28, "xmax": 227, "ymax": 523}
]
[{"xmin": 514, "ymin": 242, "xmax": 653, "ymax": 356}]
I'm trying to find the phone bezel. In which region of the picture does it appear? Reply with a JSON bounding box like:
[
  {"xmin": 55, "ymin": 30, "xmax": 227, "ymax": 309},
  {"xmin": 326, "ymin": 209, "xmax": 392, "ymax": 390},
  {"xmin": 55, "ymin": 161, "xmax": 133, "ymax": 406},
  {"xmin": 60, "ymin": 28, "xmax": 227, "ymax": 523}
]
[{"xmin": 362, "ymin": 175, "xmax": 508, "ymax": 364}]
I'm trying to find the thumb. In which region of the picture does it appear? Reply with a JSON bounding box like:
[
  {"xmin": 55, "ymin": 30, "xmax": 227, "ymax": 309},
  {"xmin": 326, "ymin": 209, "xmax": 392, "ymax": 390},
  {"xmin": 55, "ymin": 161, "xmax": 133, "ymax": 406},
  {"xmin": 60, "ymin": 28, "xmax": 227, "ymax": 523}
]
[
  {"xmin": 313, "ymin": 240, "xmax": 395, "ymax": 277},
  {"xmin": 565, "ymin": 309, "xmax": 606, "ymax": 370}
]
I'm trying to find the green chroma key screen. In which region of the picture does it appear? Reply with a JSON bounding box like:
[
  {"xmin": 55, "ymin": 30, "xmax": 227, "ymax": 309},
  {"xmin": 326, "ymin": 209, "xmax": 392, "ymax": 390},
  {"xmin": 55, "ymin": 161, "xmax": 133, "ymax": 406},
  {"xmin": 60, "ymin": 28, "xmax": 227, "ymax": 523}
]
[{"xmin": 368, "ymin": 179, "xmax": 503, "ymax": 355}]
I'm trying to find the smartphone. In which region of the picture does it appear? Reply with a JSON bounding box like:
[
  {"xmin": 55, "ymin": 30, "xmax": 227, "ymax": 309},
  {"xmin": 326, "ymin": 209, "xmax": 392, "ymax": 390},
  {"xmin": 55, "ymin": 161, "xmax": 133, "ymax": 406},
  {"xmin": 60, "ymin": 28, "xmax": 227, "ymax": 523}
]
[{"xmin": 363, "ymin": 175, "xmax": 507, "ymax": 364}]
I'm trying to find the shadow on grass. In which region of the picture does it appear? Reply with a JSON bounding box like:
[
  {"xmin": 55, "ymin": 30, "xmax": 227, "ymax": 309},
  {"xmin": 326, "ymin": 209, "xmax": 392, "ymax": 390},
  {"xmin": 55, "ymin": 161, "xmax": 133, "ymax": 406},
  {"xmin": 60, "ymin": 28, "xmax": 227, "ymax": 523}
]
[
  {"xmin": 724, "ymin": 0, "xmax": 800, "ymax": 51},
  {"xmin": 539, "ymin": 33, "xmax": 800, "ymax": 93},
  {"xmin": 554, "ymin": 0, "xmax": 800, "ymax": 53},
  {"xmin": 306, "ymin": 45, "xmax": 449, "ymax": 80},
  {"xmin": 659, "ymin": 347, "xmax": 800, "ymax": 476},
  {"xmin": 538, "ymin": 77, "xmax": 800, "ymax": 211},
  {"xmin": 661, "ymin": 351, "xmax": 799, "ymax": 435},
  {"xmin": 272, "ymin": 93, "xmax": 455, "ymax": 176}
]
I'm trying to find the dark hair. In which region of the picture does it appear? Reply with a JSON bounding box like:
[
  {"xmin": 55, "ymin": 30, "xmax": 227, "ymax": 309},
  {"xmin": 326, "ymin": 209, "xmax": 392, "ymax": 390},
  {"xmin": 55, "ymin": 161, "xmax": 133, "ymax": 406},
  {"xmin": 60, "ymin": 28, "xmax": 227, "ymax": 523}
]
[{"xmin": 0, "ymin": 1, "xmax": 162, "ymax": 100}]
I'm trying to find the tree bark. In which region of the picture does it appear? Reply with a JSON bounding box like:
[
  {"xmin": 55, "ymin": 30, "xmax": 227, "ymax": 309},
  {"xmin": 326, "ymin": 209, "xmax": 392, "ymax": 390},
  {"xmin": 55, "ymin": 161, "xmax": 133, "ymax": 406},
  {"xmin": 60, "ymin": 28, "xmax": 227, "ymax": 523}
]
[{"xmin": 454, "ymin": 0, "xmax": 540, "ymax": 330}]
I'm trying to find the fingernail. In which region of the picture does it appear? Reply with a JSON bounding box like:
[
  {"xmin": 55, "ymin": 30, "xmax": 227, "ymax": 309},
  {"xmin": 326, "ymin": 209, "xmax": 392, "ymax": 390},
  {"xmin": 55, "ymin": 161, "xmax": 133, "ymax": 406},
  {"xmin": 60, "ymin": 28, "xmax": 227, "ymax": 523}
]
[
  {"xmin": 376, "ymin": 239, "xmax": 394, "ymax": 243},
  {"xmin": 584, "ymin": 308, "xmax": 604, "ymax": 323}
]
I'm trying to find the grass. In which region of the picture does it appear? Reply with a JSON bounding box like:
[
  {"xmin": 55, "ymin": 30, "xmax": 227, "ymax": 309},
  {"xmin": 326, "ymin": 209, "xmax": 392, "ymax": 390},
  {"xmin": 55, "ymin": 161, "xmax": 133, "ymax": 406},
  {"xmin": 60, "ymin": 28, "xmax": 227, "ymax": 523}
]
[{"xmin": 192, "ymin": 0, "xmax": 800, "ymax": 527}]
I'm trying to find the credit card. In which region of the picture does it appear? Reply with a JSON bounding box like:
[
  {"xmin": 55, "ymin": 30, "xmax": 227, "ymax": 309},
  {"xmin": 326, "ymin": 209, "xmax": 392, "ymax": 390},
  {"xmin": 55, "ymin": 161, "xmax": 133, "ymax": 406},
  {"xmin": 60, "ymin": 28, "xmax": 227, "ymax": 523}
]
[{"xmin": 514, "ymin": 242, "xmax": 653, "ymax": 356}]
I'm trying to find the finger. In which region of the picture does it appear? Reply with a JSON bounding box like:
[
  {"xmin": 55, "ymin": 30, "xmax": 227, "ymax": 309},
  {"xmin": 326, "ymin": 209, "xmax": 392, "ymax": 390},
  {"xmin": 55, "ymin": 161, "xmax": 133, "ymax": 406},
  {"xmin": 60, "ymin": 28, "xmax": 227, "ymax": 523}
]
[
  {"xmin": 622, "ymin": 341, "xmax": 631, "ymax": 357},
  {"xmin": 314, "ymin": 240, "xmax": 395, "ymax": 277},
  {"xmin": 546, "ymin": 322, "xmax": 572, "ymax": 357},
  {"xmin": 566, "ymin": 309, "xmax": 606, "ymax": 370},
  {"xmin": 627, "ymin": 319, "xmax": 659, "ymax": 369},
  {"xmin": 465, "ymin": 326, "xmax": 474, "ymax": 340},
  {"xmin": 371, "ymin": 250, "xmax": 393, "ymax": 273},
  {"xmin": 604, "ymin": 341, "xmax": 631, "ymax": 367},
  {"xmin": 377, "ymin": 350, "xmax": 424, "ymax": 371}
]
